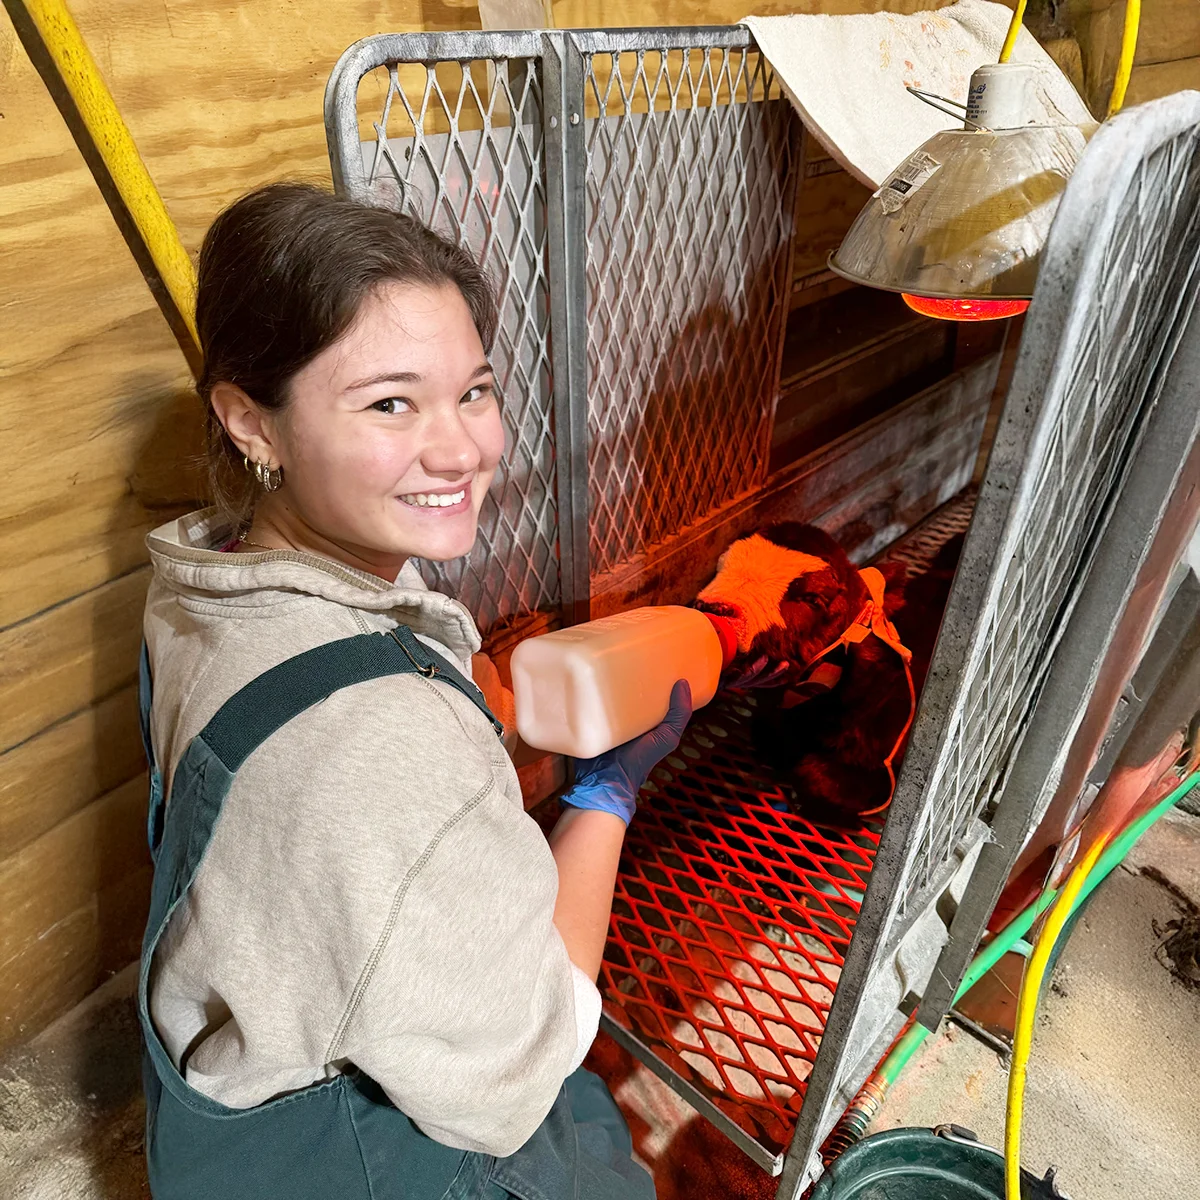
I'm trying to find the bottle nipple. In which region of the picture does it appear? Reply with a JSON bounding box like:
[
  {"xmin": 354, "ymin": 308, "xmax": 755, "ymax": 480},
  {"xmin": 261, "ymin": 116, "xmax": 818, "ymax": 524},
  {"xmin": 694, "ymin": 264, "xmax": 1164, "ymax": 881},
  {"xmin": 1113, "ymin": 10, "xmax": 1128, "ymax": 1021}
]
[{"xmin": 702, "ymin": 612, "xmax": 739, "ymax": 670}]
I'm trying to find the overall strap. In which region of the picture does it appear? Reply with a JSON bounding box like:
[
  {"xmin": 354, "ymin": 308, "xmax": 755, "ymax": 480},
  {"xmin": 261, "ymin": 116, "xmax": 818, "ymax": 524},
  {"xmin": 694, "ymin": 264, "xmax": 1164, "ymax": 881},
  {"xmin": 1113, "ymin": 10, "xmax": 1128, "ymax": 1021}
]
[{"xmin": 201, "ymin": 624, "xmax": 503, "ymax": 772}]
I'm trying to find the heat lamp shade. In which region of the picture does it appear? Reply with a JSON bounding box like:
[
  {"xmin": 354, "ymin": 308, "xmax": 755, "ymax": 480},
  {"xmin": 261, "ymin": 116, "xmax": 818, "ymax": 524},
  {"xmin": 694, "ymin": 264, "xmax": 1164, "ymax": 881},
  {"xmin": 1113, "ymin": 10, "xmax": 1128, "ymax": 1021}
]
[{"xmin": 830, "ymin": 125, "xmax": 1088, "ymax": 301}]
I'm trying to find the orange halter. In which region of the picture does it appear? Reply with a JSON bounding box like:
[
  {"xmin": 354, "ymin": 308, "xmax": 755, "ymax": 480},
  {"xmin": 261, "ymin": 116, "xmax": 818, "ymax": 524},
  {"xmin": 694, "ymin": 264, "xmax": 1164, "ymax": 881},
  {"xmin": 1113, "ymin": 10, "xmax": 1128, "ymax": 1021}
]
[{"xmin": 792, "ymin": 566, "xmax": 916, "ymax": 817}]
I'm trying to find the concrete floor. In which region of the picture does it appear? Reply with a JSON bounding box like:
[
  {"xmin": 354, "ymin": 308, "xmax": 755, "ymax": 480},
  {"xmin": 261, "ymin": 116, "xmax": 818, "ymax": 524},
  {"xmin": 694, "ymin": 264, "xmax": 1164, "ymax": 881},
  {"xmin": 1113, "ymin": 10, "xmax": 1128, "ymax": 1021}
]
[
  {"xmin": 0, "ymin": 965, "xmax": 148, "ymax": 1200},
  {"xmin": 2, "ymin": 813, "xmax": 1198, "ymax": 1200},
  {"xmin": 867, "ymin": 814, "xmax": 1200, "ymax": 1200}
]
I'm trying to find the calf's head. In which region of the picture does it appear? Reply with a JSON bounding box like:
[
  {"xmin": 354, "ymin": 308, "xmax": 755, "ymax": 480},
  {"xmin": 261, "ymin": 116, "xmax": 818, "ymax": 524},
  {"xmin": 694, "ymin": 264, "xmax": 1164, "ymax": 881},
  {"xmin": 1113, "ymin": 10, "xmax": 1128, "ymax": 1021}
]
[{"xmin": 695, "ymin": 523, "xmax": 867, "ymax": 672}]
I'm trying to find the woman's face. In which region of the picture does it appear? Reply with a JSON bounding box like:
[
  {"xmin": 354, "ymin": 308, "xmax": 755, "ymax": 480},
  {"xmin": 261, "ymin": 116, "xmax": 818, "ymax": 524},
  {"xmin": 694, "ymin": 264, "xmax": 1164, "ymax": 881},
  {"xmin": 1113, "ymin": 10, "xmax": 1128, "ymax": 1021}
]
[{"xmin": 260, "ymin": 281, "xmax": 505, "ymax": 572}]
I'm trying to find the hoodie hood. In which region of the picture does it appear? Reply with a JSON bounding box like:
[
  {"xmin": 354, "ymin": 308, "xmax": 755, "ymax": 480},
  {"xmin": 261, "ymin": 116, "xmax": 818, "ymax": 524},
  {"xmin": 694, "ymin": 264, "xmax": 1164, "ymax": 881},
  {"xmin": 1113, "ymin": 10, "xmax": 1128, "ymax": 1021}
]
[{"xmin": 146, "ymin": 509, "xmax": 482, "ymax": 663}]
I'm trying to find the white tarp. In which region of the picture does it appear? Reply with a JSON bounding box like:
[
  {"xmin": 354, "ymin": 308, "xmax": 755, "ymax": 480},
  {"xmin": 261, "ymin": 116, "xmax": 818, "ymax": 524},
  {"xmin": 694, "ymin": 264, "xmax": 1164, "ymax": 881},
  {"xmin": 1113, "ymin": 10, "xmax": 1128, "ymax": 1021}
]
[{"xmin": 742, "ymin": 0, "xmax": 1095, "ymax": 188}]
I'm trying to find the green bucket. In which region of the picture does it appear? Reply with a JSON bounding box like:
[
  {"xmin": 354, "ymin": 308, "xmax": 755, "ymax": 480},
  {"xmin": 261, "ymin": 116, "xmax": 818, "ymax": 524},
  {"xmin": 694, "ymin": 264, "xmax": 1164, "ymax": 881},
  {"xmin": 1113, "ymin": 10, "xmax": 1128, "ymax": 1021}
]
[{"xmin": 811, "ymin": 1126, "xmax": 1069, "ymax": 1200}]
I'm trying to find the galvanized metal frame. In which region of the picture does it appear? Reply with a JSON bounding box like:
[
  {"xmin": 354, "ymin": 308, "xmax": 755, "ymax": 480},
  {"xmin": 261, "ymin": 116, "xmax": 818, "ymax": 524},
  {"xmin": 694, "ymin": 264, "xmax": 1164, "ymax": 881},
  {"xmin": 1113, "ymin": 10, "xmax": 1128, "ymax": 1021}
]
[
  {"xmin": 603, "ymin": 1013, "xmax": 783, "ymax": 1173},
  {"xmin": 917, "ymin": 94, "xmax": 1200, "ymax": 1024},
  {"xmin": 541, "ymin": 32, "xmax": 593, "ymax": 627},
  {"xmin": 325, "ymin": 30, "xmax": 567, "ymax": 634},
  {"xmin": 575, "ymin": 29, "xmax": 799, "ymax": 578},
  {"xmin": 1107, "ymin": 567, "xmax": 1200, "ymax": 777},
  {"xmin": 890, "ymin": 100, "xmax": 1200, "ymax": 929},
  {"xmin": 920, "ymin": 353, "xmax": 1200, "ymax": 1015},
  {"xmin": 326, "ymin": 33, "xmax": 1200, "ymax": 1197},
  {"xmin": 325, "ymin": 26, "xmax": 798, "ymax": 635}
]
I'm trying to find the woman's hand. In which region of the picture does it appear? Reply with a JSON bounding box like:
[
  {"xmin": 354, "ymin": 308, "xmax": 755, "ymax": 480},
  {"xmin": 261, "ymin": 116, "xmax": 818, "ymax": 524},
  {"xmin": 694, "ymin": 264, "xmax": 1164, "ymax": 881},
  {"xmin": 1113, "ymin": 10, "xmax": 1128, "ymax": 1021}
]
[
  {"xmin": 471, "ymin": 652, "xmax": 518, "ymax": 751},
  {"xmin": 561, "ymin": 679, "xmax": 694, "ymax": 824},
  {"xmin": 471, "ymin": 651, "xmax": 555, "ymax": 767}
]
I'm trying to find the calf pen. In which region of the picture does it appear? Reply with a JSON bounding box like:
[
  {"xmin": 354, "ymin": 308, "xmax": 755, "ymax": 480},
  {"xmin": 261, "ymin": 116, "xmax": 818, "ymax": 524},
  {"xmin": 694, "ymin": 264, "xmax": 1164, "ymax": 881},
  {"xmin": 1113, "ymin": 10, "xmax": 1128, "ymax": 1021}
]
[{"xmin": 324, "ymin": 29, "xmax": 1200, "ymax": 1197}]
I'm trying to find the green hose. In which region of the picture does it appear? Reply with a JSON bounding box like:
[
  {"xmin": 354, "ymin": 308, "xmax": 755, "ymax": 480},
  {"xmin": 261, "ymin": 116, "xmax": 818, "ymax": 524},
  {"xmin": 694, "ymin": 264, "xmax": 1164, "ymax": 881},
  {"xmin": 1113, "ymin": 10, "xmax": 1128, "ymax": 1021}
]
[{"xmin": 854, "ymin": 769, "xmax": 1200, "ymax": 1096}]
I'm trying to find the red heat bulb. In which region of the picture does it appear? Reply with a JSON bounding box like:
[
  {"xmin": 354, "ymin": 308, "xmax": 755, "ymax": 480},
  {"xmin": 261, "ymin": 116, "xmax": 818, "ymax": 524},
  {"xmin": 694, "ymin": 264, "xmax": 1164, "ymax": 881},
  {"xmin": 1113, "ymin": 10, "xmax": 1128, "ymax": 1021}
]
[{"xmin": 902, "ymin": 294, "xmax": 1030, "ymax": 322}]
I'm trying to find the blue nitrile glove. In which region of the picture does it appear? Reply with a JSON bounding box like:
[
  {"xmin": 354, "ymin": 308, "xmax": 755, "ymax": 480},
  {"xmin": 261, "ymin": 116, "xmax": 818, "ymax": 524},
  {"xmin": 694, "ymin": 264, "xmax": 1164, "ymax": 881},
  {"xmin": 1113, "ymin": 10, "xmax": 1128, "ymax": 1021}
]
[{"xmin": 561, "ymin": 680, "xmax": 694, "ymax": 825}]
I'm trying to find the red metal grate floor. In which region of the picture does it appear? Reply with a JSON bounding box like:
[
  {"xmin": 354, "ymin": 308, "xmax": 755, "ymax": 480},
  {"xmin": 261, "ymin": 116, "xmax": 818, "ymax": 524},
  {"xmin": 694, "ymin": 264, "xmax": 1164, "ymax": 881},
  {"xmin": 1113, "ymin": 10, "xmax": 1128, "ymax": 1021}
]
[
  {"xmin": 598, "ymin": 490, "xmax": 978, "ymax": 1158},
  {"xmin": 599, "ymin": 694, "xmax": 880, "ymax": 1157}
]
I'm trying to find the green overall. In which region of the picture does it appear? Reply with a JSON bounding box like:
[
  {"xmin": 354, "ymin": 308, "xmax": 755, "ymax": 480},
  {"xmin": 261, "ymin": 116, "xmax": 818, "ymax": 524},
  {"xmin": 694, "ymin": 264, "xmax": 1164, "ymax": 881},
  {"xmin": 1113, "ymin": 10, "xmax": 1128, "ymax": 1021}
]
[{"xmin": 137, "ymin": 625, "xmax": 655, "ymax": 1200}]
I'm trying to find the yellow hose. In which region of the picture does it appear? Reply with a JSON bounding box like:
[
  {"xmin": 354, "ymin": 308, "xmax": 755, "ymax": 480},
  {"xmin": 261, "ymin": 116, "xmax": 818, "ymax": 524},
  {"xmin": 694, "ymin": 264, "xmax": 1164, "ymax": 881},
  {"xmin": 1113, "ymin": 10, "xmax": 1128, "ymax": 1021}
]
[
  {"xmin": 998, "ymin": 0, "xmax": 1027, "ymax": 64},
  {"xmin": 1004, "ymin": 834, "xmax": 1110, "ymax": 1200},
  {"xmin": 1107, "ymin": 0, "xmax": 1142, "ymax": 117}
]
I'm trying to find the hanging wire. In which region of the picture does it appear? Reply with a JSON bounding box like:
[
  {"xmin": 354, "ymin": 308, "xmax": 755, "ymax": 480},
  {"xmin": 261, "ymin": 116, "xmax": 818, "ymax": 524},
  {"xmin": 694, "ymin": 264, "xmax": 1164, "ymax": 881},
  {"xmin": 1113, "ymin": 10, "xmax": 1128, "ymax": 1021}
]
[
  {"xmin": 906, "ymin": 85, "xmax": 986, "ymax": 130},
  {"xmin": 998, "ymin": 0, "xmax": 1027, "ymax": 64},
  {"xmin": 1107, "ymin": 0, "xmax": 1142, "ymax": 116}
]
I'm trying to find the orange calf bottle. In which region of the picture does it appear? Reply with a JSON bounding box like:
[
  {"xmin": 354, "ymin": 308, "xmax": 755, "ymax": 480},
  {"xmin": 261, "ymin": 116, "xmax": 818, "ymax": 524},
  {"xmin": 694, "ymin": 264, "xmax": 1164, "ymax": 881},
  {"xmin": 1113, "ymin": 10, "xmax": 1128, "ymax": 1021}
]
[{"xmin": 510, "ymin": 607, "xmax": 737, "ymax": 758}]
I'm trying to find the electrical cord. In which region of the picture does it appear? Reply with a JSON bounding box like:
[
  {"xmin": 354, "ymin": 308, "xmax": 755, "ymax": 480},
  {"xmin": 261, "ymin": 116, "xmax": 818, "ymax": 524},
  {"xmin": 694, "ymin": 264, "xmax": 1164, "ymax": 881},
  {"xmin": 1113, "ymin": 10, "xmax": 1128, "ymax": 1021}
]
[
  {"xmin": 1000, "ymin": 0, "xmax": 1139, "ymax": 120},
  {"xmin": 1107, "ymin": 0, "xmax": 1142, "ymax": 116},
  {"xmin": 1003, "ymin": 834, "xmax": 1108, "ymax": 1200},
  {"xmin": 998, "ymin": 0, "xmax": 1026, "ymax": 64},
  {"xmin": 825, "ymin": 769, "xmax": 1200, "ymax": 1167},
  {"xmin": 1002, "ymin": 766, "xmax": 1198, "ymax": 1200}
]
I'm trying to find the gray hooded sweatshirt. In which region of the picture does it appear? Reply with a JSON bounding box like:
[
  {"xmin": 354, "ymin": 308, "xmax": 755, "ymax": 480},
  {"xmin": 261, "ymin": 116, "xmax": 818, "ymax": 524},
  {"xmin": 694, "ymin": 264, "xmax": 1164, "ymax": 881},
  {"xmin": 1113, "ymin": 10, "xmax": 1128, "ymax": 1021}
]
[{"xmin": 143, "ymin": 510, "xmax": 600, "ymax": 1158}]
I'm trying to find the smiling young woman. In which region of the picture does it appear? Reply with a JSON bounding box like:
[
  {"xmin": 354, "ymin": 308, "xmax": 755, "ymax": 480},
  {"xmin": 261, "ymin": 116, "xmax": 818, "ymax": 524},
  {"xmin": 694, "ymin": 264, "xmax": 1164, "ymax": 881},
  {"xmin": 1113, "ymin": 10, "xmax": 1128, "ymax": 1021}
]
[
  {"xmin": 136, "ymin": 184, "xmax": 690, "ymax": 1200},
  {"xmin": 214, "ymin": 280, "xmax": 505, "ymax": 574}
]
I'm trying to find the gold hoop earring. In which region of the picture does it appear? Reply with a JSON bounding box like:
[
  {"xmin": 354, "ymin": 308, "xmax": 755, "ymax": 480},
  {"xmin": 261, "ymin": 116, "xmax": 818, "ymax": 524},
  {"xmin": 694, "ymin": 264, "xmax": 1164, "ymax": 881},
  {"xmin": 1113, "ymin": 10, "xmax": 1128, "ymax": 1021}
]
[{"xmin": 252, "ymin": 459, "xmax": 284, "ymax": 493}]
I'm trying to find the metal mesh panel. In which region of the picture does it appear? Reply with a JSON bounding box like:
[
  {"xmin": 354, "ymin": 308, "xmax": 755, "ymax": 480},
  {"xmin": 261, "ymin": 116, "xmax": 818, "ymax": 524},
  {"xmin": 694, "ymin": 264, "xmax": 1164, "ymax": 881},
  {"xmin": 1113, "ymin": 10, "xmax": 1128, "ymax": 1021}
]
[
  {"xmin": 601, "ymin": 691, "xmax": 879, "ymax": 1160},
  {"xmin": 581, "ymin": 45, "xmax": 798, "ymax": 575},
  {"xmin": 346, "ymin": 54, "xmax": 558, "ymax": 634},
  {"xmin": 874, "ymin": 488, "xmax": 976, "ymax": 577},
  {"xmin": 897, "ymin": 127, "xmax": 1200, "ymax": 915}
]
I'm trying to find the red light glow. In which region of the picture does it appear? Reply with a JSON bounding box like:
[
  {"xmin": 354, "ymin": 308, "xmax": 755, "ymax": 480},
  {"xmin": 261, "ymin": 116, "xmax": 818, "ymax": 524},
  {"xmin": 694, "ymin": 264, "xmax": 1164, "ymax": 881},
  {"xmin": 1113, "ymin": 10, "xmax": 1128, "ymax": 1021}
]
[{"xmin": 902, "ymin": 294, "xmax": 1030, "ymax": 322}]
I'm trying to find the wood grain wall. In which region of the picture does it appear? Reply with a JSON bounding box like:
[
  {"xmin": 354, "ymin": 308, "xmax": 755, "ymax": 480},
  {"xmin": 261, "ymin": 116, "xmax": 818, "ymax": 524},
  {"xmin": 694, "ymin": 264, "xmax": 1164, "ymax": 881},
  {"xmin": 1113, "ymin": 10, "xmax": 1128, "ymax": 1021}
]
[
  {"xmin": 0, "ymin": 0, "xmax": 473, "ymax": 1051},
  {"xmin": 0, "ymin": 0, "xmax": 1193, "ymax": 1050},
  {"xmin": 1064, "ymin": 0, "xmax": 1200, "ymax": 115}
]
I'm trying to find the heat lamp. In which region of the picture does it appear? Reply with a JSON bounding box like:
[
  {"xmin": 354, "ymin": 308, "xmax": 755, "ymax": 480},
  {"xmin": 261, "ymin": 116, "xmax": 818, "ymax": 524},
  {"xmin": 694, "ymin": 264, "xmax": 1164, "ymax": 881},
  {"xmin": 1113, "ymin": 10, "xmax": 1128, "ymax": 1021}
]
[{"xmin": 830, "ymin": 60, "xmax": 1091, "ymax": 321}]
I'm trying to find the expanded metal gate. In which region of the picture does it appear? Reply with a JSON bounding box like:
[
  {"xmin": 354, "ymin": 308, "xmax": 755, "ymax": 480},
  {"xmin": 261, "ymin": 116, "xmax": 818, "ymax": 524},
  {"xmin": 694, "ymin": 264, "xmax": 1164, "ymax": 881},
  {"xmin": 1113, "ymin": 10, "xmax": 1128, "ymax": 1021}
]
[
  {"xmin": 326, "ymin": 32, "xmax": 1200, "ymax": 1195},
  {"xmin": 325, "ymin": 28, "xmax": 798, "ymax": 634},
  {"xmin": 913, "ymin": 95, "xmax": 1200, "ymax": 1024}
]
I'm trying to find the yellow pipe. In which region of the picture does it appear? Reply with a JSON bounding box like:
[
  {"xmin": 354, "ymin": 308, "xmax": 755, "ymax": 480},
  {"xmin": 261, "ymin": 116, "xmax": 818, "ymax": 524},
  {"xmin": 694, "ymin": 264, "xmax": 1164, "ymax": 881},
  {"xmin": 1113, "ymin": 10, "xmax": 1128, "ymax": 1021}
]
[
  {"xmin": 998, "ymin": 0, "xmax": 1027, "ymax": 64},
  {"xmin": 1107, "ymin": 0, "xmax": 1142, "ymax": 117},
  {"xmin": 1003, "ymin": 834, "xmax": 1110, "ymax": 1200},
  {"xmin": 11, "ymin": 0, "xmax": 199, "ymax": 354}
]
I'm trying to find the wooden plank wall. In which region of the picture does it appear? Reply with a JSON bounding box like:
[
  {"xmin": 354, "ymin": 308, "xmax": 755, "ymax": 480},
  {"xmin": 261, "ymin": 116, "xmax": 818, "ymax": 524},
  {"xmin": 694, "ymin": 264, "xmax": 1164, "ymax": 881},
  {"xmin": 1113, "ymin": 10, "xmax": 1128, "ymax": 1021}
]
[
  {"xmin": 0, "ymin": 0, "xmax": 481, "ymax": 1052},
  {"xmin": 0, "ymin": 0, "xmax": 1192, "ymax": 1051},
  {"xmin": 1065, "ymin": 0, "xmax": 1200, "ymax": 115}
]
